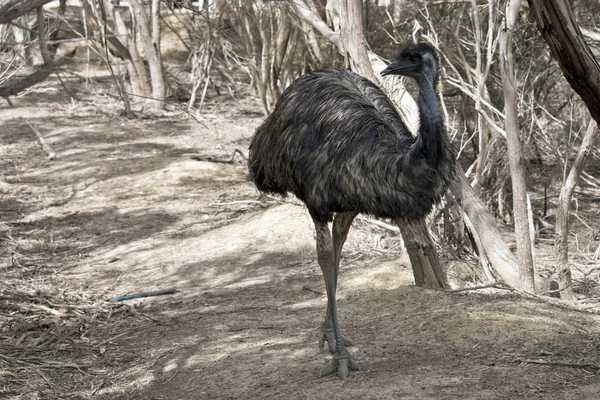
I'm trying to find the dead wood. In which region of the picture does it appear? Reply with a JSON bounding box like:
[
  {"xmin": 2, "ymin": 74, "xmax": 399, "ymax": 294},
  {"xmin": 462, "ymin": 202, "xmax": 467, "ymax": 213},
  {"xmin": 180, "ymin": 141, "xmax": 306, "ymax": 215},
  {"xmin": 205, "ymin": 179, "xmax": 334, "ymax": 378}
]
[
  {"xmin": 25, "ymin": 119, "xmax": 56, "ymax": 160},
  {"xmin": 0, "ymin": 0, "xmax": 54, "ymax": 24},
  {"xmin": 0, "ymin": 50, "xmax": 75, "ymax": 99},
  {"xmin": 516, "ymin": 358, "xmax": 600, "ymax": 370}
]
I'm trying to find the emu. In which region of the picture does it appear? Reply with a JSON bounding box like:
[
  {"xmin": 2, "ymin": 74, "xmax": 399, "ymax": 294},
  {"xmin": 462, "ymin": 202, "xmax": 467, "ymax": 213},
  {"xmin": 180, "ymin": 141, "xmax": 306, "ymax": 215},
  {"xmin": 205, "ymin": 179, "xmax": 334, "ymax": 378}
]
[{"xmin": 248, "ymin": 43, "xmax": 455, "ymax": 378}]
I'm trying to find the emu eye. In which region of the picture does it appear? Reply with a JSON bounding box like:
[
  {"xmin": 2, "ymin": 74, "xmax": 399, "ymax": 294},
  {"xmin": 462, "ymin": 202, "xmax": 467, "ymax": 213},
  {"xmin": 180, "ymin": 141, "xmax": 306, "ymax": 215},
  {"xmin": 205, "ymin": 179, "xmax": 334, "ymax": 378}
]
[{"xmin": 409, "ymin": 55, "xmax": 418, "ymax": 63}]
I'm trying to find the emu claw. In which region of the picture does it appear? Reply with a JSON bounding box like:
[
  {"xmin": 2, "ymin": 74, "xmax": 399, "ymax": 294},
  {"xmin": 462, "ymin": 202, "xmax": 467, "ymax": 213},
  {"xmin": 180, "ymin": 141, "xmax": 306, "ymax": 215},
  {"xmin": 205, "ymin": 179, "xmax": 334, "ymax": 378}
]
[
  {"xmin": 320, "ymin": 351, "xmax": 360, "ymax": 379},
  {"xmin": 319, "ymin": 325, "xmax": 353, "ymax": 353}
]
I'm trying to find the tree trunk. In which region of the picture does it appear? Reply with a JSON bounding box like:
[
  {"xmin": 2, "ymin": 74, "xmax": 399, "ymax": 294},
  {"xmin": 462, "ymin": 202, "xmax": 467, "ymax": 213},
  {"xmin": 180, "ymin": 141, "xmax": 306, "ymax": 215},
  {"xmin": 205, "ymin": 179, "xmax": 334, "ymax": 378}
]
[
  {"xmin": 469, "ymin": 0, "xmax": 491, "ymax": 191},
  {"xmin": 528, "ymin": 0, "xmax": 600, "ymax": 126},
  {"xmin": 499, "ymin": 0, "xmax": 535, "ymax": 293},
  {"xmin": 339, "ymin": 0, "xmax": 378, "ymax": 83},
  {"xmin": 113, "ymin": 7, "xmax": 151, "ymax": 100},
  {"xmin": 555, "ymin": 120, "xmax": 599, "ymax": 301},
  {"xmin": 450, "ymin": 169, "xmax": 521, "ymax": 288},
  {"xmin": 397, "ymin": 218, "xmax": 447, "ymax": 289},
  {"xmin": 129, "ymin": 0, "xmax": 165, "ymax": 111},
  {"xmin": 36, "ymin": 7, "xmax": 52, "ymax": 64}
]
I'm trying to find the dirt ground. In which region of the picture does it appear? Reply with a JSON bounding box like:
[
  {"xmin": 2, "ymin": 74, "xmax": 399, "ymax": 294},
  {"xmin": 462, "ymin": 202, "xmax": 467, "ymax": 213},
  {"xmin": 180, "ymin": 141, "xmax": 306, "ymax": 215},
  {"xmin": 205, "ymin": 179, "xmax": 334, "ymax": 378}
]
[{"xmin": 2, "ymin": 82, "xmax": 600, "ymax": 400}]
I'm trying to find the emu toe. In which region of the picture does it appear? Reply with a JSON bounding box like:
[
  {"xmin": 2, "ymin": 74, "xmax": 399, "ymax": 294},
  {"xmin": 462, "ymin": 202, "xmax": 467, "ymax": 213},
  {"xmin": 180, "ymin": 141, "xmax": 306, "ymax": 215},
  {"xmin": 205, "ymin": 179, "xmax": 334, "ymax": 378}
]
[
  {"xmin": 319, "ymin": 322, "xmax": 353, "ymax": 353},
  {"xmin": 320, "ymin": 349, "xmax": 360, "ymax": 379}
]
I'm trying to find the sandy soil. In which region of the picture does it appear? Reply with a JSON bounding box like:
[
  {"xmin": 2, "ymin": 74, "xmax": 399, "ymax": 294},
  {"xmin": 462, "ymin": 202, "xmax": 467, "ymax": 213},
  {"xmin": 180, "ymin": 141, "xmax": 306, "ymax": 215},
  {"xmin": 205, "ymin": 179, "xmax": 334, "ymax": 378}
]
[{"xmin": 2, "ymin": 84, "xmax": 600, "ymax": 400}]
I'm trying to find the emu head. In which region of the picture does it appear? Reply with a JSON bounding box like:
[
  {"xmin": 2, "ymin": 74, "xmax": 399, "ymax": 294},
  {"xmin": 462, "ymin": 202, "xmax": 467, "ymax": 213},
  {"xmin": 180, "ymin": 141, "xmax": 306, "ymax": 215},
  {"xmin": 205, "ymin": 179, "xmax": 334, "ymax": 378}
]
[{"xmin": 381, "ymin": 43, "xmax": 439, "ymax": 87}]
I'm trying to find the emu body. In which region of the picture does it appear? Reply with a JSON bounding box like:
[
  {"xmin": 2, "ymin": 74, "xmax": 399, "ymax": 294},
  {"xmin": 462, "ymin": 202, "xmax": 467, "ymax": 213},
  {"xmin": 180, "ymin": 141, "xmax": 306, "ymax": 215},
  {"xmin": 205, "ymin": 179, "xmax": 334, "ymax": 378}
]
[
  {"xmin": 248, "ymin": 43, "xmax": 455, "ymax": 378},
  {"xmin": 249, "ymin": 68, "xmax": 453, "ymax": 222}
]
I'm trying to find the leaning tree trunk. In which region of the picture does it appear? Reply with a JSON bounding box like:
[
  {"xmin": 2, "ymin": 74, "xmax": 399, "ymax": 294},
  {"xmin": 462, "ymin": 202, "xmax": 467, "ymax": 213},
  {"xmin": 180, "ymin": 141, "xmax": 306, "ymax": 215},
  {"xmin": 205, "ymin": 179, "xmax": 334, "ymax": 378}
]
[
  {"xmin": 499, "ymin": 0, "xmax": 536, "ymax": 292},
  {"xmin": 528, "ymin": 0, "xmax": 600, "ymax": 126}
]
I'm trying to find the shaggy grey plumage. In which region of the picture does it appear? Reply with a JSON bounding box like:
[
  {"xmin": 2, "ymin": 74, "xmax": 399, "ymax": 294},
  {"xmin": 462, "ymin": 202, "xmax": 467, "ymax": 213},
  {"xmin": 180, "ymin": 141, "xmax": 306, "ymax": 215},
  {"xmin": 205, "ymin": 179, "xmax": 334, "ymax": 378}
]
[{"xmin": 248, "ymin": 43, "xmax": 455, "ymax": 378}]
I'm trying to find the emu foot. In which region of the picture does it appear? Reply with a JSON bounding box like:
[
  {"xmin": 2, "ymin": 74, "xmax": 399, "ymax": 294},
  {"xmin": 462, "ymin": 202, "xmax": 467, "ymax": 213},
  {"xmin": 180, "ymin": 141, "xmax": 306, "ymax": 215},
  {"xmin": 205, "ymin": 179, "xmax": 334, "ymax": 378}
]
[
  {"xmin": 319, "ymin": 322, "xmax": 353, "ymax": 353},
  {"xmin": 320, "ymin": 348, "xmax": 360, "ymax": 379}
]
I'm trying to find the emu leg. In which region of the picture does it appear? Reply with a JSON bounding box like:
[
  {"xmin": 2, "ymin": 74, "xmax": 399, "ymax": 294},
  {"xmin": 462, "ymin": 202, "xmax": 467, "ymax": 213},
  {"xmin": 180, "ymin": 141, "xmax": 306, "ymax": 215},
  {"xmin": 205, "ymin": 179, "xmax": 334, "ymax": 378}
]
[
  {"xmin": 314, "ymin": 218, "xmax": 360, "ymax": 378},
  {"xmin": 320, "ymin": 212, "xmax": 357, "ymax": 353}
]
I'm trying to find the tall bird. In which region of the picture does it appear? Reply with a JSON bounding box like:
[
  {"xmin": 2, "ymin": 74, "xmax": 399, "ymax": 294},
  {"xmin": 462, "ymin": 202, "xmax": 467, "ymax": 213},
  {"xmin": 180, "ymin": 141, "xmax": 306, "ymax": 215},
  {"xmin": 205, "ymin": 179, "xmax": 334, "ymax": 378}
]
[{"xmin": 248, "ymin": 43, "xmax": 455, "ymax": 378}]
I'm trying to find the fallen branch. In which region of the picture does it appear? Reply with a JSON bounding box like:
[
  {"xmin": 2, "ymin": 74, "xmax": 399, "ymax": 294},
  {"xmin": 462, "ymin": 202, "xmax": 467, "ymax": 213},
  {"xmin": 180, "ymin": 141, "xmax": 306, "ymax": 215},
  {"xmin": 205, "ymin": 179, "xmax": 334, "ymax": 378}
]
[
  {"xmin": 302, "ymin": 285, "xmax": 324, "ymax": 295},
  {"xmin": 516, "ymin": 358, "xmax": 600, "ymax": 370},
  {"xmin": 25, "ymin": 120, "xmax": 56, "ymax": 160},
  {"xmin": 356, "ymin": 215, "xmax": 400, "ymax": 233},
  {"xmin": 106, "ymin": 288, "xmax": 176, "ymax": 302},
  {"xmin": 0, "ymin": 0, "xmax": 54, "ymax": 24},
  {"xmin": 445, "ymin": 283, "xmax": 504, "ymax": 293},
  {"xmin": 0, "ymin": 50, "xmax": 75, "ymax": 98}
]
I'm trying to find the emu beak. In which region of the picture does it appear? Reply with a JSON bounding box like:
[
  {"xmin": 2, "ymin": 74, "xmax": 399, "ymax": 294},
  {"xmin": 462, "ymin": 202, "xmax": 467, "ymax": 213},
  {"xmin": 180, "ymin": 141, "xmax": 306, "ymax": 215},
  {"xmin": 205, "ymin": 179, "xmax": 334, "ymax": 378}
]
[{"xmin": 381, "ymin": 60, "xmax": 414, "ymax": 77}]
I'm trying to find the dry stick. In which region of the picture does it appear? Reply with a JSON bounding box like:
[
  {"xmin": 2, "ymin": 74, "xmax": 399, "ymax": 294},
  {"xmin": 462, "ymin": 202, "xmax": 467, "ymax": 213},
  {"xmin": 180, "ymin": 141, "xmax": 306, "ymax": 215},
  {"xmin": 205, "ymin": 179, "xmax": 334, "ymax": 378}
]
[
  {"xmin": 356, "ymin": 215, "xmax": 400, "ymax": 233},
  {"xmin": 89, "ymin": 378, "xmax": 107, "ymax": 396},
  {"xmin": 302, "ymin": 285, "xmax": 324, "ymax": 295},
  {"xmin": 516, "ymin": 358, "xmax": 600, "ymax": 370},
  {"xmin": 25, "ymin": 120, "xmax": 56, "ymax": 160},
  {"xmin": 445, "ymin": 283, "xmax": 505, "ymax": 293}
]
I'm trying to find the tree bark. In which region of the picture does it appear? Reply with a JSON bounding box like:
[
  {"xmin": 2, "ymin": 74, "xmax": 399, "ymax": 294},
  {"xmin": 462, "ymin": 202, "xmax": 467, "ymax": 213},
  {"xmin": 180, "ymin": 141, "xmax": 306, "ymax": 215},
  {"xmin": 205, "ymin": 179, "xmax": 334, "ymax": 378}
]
[
  {"xmin": 528, "ymin": 0, "xmax": 600, "ymax": 126},
  {"xmin": 555, "ymin": 120, "xmax": 599, "ymax": 301},
  {"xmin": 129, "ymin": 0, "xmax": 166, "ymax": 111},
  {"xmin": 339, "ymin": 0, "xmax": 378, "ymax": 83},
  {"xmin": 450, "ymin": 169, "xmax": 521, "ymax": 288},
  {"xmin": 397, "ymin": 218, "xmax": 447, "ymax": 289},
  {"xmin": 36, "ymin": 7, "xmax": 52, "ymax": 64},
  {"xmin": 113, "ymin": 7, "xmax": 151, "ymax": 100},
  {"xmin": 499, "ymin": 0, "xmax": 535, "ymax": 292}
]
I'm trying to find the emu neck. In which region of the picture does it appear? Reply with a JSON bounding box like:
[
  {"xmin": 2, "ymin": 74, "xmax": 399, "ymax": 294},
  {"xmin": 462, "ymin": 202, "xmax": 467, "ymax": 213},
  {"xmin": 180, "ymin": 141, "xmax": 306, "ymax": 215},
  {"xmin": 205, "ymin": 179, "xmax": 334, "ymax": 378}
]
[{"xmin": 415, "ymin": 76, "xmax": 443, "ymax": 162}]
